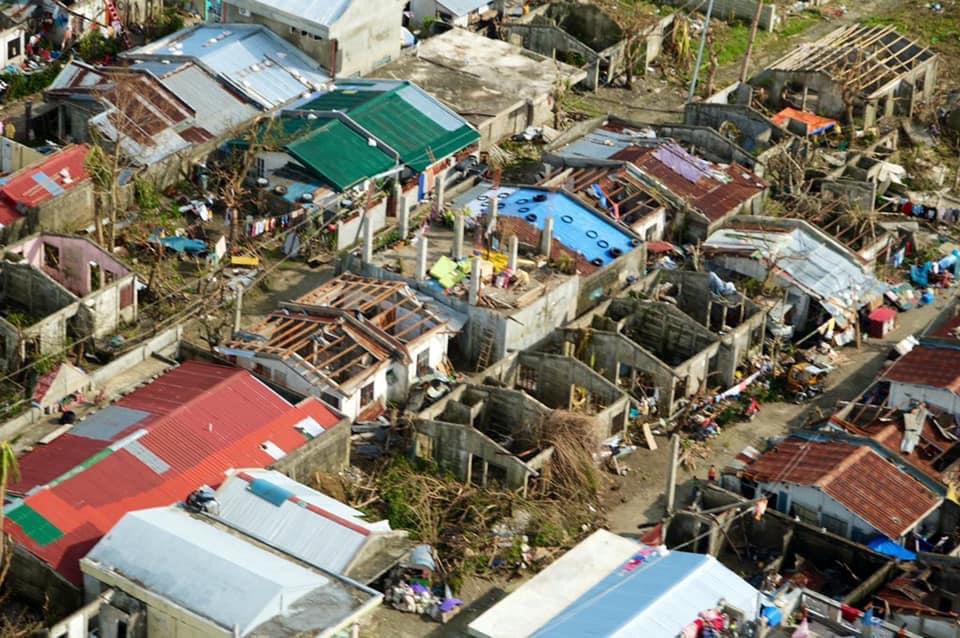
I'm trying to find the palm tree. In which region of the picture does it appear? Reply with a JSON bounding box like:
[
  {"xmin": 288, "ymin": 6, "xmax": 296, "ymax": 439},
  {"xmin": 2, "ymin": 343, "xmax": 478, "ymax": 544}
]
[{"xmin": 0, "ymin": 441, "xmax": 19, "ymax": 586}]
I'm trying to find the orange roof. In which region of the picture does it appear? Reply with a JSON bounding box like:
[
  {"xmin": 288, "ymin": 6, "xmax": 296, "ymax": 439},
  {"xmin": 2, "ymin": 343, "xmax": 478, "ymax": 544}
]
[
  {"xmin": 743, "ymin": 437, "xmax": 940, "ymax": 539},
  {"xmin": 771, "ymin": 108, "xmax": 839, "ymax": 136}
]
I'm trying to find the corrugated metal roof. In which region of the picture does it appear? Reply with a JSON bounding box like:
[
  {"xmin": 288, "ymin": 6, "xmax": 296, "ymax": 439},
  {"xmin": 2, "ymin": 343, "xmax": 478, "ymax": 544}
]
[
  {"xmin": 534, "ymin": 550, "xmax": 759, "ymax": 637},
  {"xmin": 158, "ymin": 63, "xmax": 258, "ymax": 137},
  {"xmin": 216, "ymin": 470, "xmax": 389, "ymax": 575},
  {"xmin": 298, "ymin": 80, "xmax": 479, "ymax": 172},
  {"xmin": 627, "ymin": 142, "xmax": 765, "ymax": 223},
  {"xmin": 5, "ymin": 362, "xmax": 343, "ymax": 586},
  {"xmin": 224, "ymin": 0, "xmax": 351, "ymax": 30},
  {"xmin": 84, "ymin": 507, "xmax": 373, "ymax": 636},
  {"xmin": 469, "ymin": 530, "xmax": 759, "ymax": 638},
  {"xmin": 884, "ymin": 345, "xmax": 960, "ymax": 393},
  {"xmin": 285, "ymin": 117, "xmax": 396, "ymax": 191},
  {"xmin": 125, "ymin": 24, "xmax": 331, "ymax": 109},
  {"xmin": 0, "ymin": 145, "xmax": 90, "ymax": 208},
  {"xmin": 742, "ymin": 437, "xmax": 940, "ymax": 539},
  {"xmin": 704, "ymin": 222, "xmax": 888, "ymax": 325}
]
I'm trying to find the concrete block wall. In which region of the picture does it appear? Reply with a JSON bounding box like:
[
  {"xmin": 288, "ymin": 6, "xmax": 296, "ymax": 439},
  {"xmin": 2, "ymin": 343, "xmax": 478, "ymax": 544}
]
[
  {"xmin": 273, "ymin": 417, "xmax": 351, "ymax": 479},
  {"xmin": 414, "ymin": 418, "xmax": 533, "ymax": 489}
]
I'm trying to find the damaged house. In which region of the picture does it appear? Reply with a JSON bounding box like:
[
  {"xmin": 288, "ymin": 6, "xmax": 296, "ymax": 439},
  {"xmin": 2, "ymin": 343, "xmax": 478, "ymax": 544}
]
[
  {"xmin": 725, "ymin": 434, "xmax": 944, "ymax": 544},
  {"xmin": 704, "ymin": 216, "xmax": 888, "ymax": 345},
  {"xmin": 883, "ymin": 343, "xmax": 960, "ymax": 417},
  {"xmin": 543, "ymin": 117, "xmax": 767, "ymax": 241},
  {"xmin": 413, "ymin": 349, "xmax": 630, "ymax": 490},
  {"xmin": 748, "ymin": 24, "xmax": 938, "ymax": 128},
  {"xmin": 414, "ymin": 384, "xmax": 560, "ymax": 493},
  {"xmin": 537, "ymin": 296, "xmax": 721, "ymax": 417},
  {"xmin": 354, "ymin": 182, "xmax": 645, "ymax": 369},
  {"xmin": 503, "ymin": 1, "xmax": 675, "ymax": 89},
  {"xmin": 644, "ymin": 269, "xmax": 766, "ymax": 387},
  {"xmin": 218, "ymin": 274, "xmax": 450, "ymax": 422},
  {"xmin": 373, "ymin": 27, "xmax": 586, "ymax": 148},
  {"xmin": 0, "ymin": 233, "xmax": 137, "ymax": 373}
]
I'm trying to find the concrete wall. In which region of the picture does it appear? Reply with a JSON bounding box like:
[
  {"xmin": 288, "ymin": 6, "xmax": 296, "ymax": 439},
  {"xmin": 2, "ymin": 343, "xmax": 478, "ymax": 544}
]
[
  {"xmin": 0, "ymin": 137, "xmax": 43, "ymax": 174},
  {"xmin": 889, "ymin": 382, "xmax": 960, "ymax": 418},
  {"xmin": 222, "ymin": 0, "xmax": 403, "ymax": 76},
  {"xmin": 663, "ymin": 0, "xmax": 778, "ymax": 31},
  {"xmin": 29, "ymin": 180, "xmax": 96, "ymax": 235},
  {"xmin": 683, "ymin": 102, "xmax": 790, "ymax": 157},
  {"xmin": 500, "ymin": 351, "xmax": 629, "ymax": 439},
  {"xmin": 414, "ymin": 417, "xmax": 536, "ymax": 489},
  {"xmin": 337, "ymin": 199, "xmax": 388, "ymax": 251},
  {"xmin": 10, "ymin": 545, "xmax": 81, "ymax": 619},
  {"xmin": 9, "ymin": 234, "xmax": 132, "ymax": 298},
  {"xmin": 272, "ymin": 415, "xmax": 351, "ymax": 477}
]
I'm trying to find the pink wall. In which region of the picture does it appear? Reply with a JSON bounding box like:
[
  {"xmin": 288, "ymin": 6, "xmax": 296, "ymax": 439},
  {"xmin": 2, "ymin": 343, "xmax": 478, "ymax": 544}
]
[{"xmin": 8, "ymin": 235, "xmax": 131, "ymax": 297}]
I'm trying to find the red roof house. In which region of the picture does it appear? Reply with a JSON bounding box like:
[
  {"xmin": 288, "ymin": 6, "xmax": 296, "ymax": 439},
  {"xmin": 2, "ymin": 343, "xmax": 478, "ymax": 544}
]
[
  {"xmin": 5, "ymin": 361, "xmax": 345, "ymax": 595},
  {"xmin": 740, "ymin": 436, "xmax": 941, "ymax": 540},
  {"xmin": 0, "ymin": 145, "xmax": 90, "ymax": 228},
  {"xmin": 883, "ymin": 345, "xmax": 960, "ymax": 416}
]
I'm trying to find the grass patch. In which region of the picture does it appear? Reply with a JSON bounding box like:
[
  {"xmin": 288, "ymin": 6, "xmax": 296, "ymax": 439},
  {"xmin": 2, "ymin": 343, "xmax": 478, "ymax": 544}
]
[{"xmin": 714, "ymin": 13, "xmax": 820, "ymax": 67}]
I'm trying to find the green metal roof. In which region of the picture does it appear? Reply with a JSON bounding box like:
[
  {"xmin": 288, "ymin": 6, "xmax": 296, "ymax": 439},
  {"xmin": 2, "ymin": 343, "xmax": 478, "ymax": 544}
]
[
  {"xmin": 298, "ymin": 81, "xmax": 479, "ymax": 172},
  {"xmin": 8, "ymin": 504, "xmax": 63, "ymax": 547},
  {"xmin": 286, "ymin": 118, "xmax": 396, "ymax": 191}
]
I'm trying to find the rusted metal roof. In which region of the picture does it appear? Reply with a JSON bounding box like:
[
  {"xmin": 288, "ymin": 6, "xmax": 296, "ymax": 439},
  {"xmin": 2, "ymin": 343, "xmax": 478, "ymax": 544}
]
[
  {"xmin": 623, "ymin": 142, "xmax": 765, "ymax": 223},
  {"xmin": 884, "ymin": 345, "xmax": 960, "ymax": 394},
  {"xmin": 742, "ymin": 437, "xmax": 940, "ymax": 539}
]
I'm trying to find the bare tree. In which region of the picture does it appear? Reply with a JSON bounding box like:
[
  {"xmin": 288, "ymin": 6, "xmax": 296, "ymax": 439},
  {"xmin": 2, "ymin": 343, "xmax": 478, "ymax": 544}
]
[
  {"xmin": 599, "ymin": 0, "xmax": 659, "ymax": 90},
  {"xmin": 85, "ymin": 70, "xmax": 169, "ymax": 251}
]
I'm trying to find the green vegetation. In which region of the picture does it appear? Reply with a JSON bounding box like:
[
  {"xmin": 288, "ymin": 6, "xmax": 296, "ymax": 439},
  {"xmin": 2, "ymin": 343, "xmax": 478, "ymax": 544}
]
[
  {"xmin": 76, "ymin": 31, "xmax": 123, "ymax": 64},
  {"xmin": 714, "ymin": 13, "xmax": 820, "ymax": 66},
  {"xmin": 0, "ymin": 62, "xmax": 62, "ymax": 103},
  {"xmin": 147, "ymin": 8, "xmax": 185, "ymax": 40}
]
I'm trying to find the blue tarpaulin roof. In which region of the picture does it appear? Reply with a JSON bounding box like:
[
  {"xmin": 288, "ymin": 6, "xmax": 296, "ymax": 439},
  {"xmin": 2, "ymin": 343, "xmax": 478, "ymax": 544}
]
[{"xmin": 867, "ymin": 537, "xmax": 917, "ymax": 560}]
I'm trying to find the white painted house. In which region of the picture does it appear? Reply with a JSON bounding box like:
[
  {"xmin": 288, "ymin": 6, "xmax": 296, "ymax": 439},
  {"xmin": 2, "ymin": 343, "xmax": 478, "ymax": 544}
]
[
  {"xmin": 727, "ymin": 436, "xmax": 943, "ymax": 543},
  {"xmin": 218, "ymin": 274, "xmax": 450, "ymax": 421},
  {"xmin": 884, "ymin": 344, "xmax": 960, "ymax": 417}
]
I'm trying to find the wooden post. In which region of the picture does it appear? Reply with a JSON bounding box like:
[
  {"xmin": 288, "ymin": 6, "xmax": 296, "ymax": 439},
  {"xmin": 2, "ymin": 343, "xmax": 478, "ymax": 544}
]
[
  {"xmin": 666, "ymin": 434, "xmax": 680, "ymax": 514},
  {"xmin": 739, "ymin": 2, "xmax": 764, "ymax": 84}
]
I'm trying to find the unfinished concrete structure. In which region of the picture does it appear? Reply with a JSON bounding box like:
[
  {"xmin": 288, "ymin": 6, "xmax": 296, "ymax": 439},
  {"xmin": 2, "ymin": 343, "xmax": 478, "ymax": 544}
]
[
  {"xmin": 482, "ymin": 350, "xmax": 631, "ymax": 433},
  {"xmin": 414, "ymin": 384, "xmax": 555, "ymax": 492},
  {"xmin": 537, "ymin": 297, "xmax": 721, "ymax": 416},
  {"xmin": 351, "ymin": 183, "xmax": 645, "ymax": 369},
  {"xmin": 645, "ymin": 269, "xmax": 766, "ymax": 386},
  {"xmin": 750, "ymin": 24, "xmax": 938, "ymax": 128},
  {"xmin": 0, "ymin": 234, "xmax": 137, "ymax": 372},
  {"xmin": 373, "ymin": 28, "xmax": 586, "ymax": 149},
  {"xmin": 504, "ymin": 1, "xmax": 675, "ymax": 89},
  {"xmin": 218, "ymin": 274, "xmax": 449, "ymax": 422}
]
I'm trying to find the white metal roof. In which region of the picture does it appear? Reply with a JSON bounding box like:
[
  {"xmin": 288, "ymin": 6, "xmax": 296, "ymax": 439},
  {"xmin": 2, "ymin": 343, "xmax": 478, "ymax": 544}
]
[
  {"xmin": 469, "ymin": 530, "xmax": 760, "ymax": 638},
  {"xmin": 224, "ymin": 0, "xmax": 352, "ymax": 31},
  {"xmin": 216, "ymin": 469, "xmax": 391, "ymax": 574},
  {"xmin": 83, "ymin": 506, "xmax": 374, "ymax": 636}
]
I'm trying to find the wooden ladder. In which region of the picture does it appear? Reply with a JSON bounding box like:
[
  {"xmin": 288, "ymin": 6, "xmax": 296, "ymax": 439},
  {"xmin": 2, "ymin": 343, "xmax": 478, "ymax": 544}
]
[{"xmin": 475, "ymin": 328, "xmax": 496, "ymax": 372}]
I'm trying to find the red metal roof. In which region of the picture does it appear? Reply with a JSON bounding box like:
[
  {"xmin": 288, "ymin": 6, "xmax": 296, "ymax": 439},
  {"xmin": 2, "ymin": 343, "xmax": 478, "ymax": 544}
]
[
  {"xmin": 646, "ymin": 240, "xmax": 677, "ymax": 254},
  {"xmin": 497, "ymin": 215, "xmax": 599, "ymax": 275},
  {"xmin": 620, "ymin": 143, "xmax": 766, "ymax": 224},
  {"xmin": 0, "ymin": 201, "xmax": 20, "ymax": 226},
  {"xmin": 883, "ymin": 345, "xmax": 960, "ymax": 394},
  {"xmin": 868, "ymin": 306, "xmax": 897, "ymax": 323},
  {"xmin": 742, "ymin": 437, "xmax": 940, "ymax": 539},
  {"xmin": 0, "ymin": 145, "xmax": 90, "ymax": 209},
  {"xmin": 5, "ymin": 361, "xmax": 342, "ymax": 586}
]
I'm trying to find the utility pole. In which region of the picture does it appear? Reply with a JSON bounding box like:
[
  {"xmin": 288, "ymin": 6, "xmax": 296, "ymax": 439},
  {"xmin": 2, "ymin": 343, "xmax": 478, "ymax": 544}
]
[
  {"xmin": 666, "ymin": 434, "xmax": 680, "ymax": 514},
  {"xmin": 739, "ymin": 2, "xmax": 764, "ymax": 83},
  {"xmin": 686, "ymin": 0, "xmax": 716, "ymax": 103}
]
